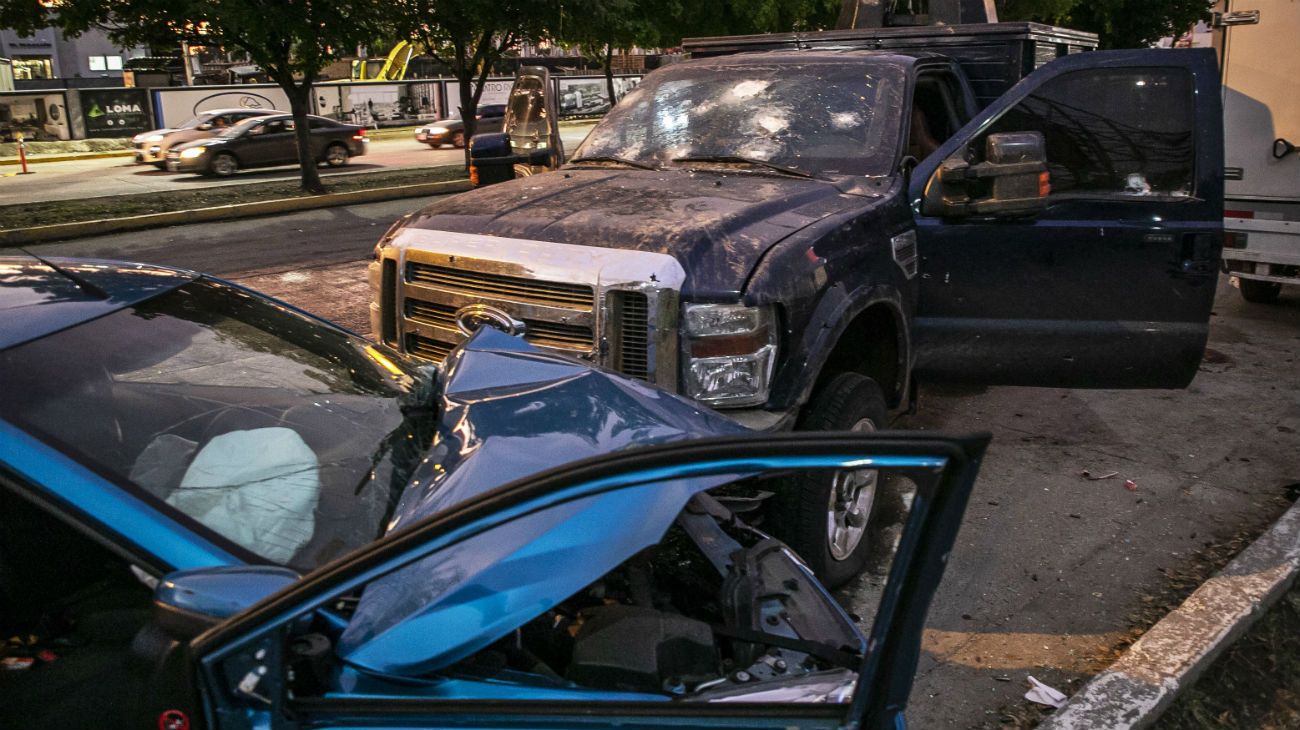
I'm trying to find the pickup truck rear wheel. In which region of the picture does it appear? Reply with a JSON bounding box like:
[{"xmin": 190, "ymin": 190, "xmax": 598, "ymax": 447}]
[
  {"xmin": 1239, "ymin": 278, "xmax": 1282, "ymax": 304},
  {"xmin": 772, "ymin": 372, "xmax": 888, "ymax": 588}
]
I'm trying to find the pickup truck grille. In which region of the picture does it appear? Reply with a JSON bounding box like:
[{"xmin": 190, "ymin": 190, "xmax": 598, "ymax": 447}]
[
  {"xmin": 406, "ymin": 262, "xmax": 594, "ymax": 308},
  {"xmin": 385, "ymin": 241, "xmax": 680, "ymax": 390},
  {"xmin": 405, "ymin": 299, "xmax": 594, "ymax": 351}
]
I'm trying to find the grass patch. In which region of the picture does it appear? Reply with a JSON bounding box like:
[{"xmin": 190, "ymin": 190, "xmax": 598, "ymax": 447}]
[
  {"xmin": 0, "ymin": 138, "xmax": 132, "ymax": 157},
  {"xmin": 1154, "ymin": 586, "xmax": 1300, "ymax": 729},
  {"xmin": 0, "ymin": 165, "xmax": 466, "ymax": 231}
]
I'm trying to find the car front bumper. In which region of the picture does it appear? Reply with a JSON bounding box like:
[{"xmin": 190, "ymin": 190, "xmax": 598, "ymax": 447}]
[
  {"xmin": 134, "ymin": 143, "xmax": 166, "ymax": 163},
  {"xmin": 165, "ymin": 154, "xmax": 208, "ymax": 173}
]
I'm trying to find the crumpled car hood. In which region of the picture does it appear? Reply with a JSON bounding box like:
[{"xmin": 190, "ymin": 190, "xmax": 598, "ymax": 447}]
[
  {"xmin": 402, "ymin": 168, "xmax": 864, "ymax": 298},
  {"xmin": 337, "ymin": 327, "xmax": 749, "ymax": 675}
]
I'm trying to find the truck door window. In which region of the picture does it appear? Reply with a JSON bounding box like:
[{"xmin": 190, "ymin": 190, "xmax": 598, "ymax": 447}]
[
  {"xmin": 909, "ymin": 75, "xmax": 960, "ymax": 160},
  {"xmin": 978, "ymin": 68, "xmax": 1195, "ymax": 198}
]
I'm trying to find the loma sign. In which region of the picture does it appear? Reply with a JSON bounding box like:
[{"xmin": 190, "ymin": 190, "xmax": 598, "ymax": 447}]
[{"xmin": 81, "ymin": 88, "xmax": 151, "ymax": 138}]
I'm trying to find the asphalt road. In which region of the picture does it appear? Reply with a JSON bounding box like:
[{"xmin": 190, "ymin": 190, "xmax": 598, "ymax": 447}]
[
  {"xmin": 0, "ymin": 123, "xmax": 596, "ymax": 206},
  {"xmin": 16, "ymin": 202, "xmax": 1300, "ymax": 726}
]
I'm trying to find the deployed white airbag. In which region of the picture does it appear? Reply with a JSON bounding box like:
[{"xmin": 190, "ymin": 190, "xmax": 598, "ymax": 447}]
[{"xmin": 166, "ymin": 427, "xmax": 320, "ymax": 564}]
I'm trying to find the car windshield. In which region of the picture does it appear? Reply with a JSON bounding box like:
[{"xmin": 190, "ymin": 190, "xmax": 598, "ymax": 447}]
[
  {"xmin": 0, "ymin": 279, "xmax": 433, "ymax": 571},
  {"xmin": 219, "ymin": 117, "xmax": 267, "ymax": 137},
  {"xmin": 177, "ymin": 113, "xmax": 216, "ymax": 130},
  {"xmin": 573, "ymin": 60, "xmax": 906, "ymax": 177}
]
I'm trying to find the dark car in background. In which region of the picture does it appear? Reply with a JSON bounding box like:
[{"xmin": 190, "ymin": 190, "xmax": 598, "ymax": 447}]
[
  {"xmin": 131, "ymin": 108, "xmax": 281, "ymax": 168},
  {"xmin": 166, "ymin": 113, "xmax": 368, "ymax": 176},
  {"xmin": 414, "ymin": 104, "xmax": 507, "ymax": 148}
]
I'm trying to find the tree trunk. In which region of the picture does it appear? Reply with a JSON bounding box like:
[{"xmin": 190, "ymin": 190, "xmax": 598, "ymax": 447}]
[
  {"xmin": 285, "ymin": 81, "xmax": 325, "ymax": 194},
  {"xmin": 457, "ymin": 71, "xmax": 479, "ymax": 170},
  {"xmin": 604, "ymin": 43, "xmax": 617, "ymax": 111}
]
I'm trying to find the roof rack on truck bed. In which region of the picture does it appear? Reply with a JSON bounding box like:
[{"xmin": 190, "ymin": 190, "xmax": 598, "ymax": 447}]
[{"xmin": 682, "ymin": 22, "xmax": 1098, "ymax": 106}]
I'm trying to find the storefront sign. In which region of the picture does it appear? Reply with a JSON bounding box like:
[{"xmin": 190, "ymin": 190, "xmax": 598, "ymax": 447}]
[{"xmin": 80, "ymin": 88, "xmax": 151, "ymax": 137}]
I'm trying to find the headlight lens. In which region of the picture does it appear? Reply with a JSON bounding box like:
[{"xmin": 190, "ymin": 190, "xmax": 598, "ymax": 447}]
[
  {"xmin": 179, "ymin": 147, "xmax": 207, "ymax": 159},
  {"xmin": 428, "ymin": 126, "xmax": 449, "ymax": 134},
  {"xmin": 682, "ymin": 303, "xmax": 777, "ymax": 408}
]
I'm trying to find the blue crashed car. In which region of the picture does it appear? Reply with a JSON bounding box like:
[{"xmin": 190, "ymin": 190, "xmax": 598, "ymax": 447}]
[{"xmin": 0, "ymin": 257, "xmax": 988, "ymax": 730}]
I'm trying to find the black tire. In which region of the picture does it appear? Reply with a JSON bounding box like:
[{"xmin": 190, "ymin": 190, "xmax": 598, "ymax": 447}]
[
  {"xmin": 150, "ymin": 161, "xmax": 167, "ymax": 170},
  {"xmin": 451, "ymin": 131, "xmax": 466, "ymax": 148},
  {"xmin": 1240, "ymin": 278, "xmax": 1282, "ymax": 304},
  {"xmin": 324, "ymin": 143, "xmax": 349, "ymax": 168},
  {"xmin": 769, "ymin": 372, "xmax": 888, "ymax": 588},
  {"xmin": 209, "ymin": 152, "xmax": 238, "ymax": 177}
]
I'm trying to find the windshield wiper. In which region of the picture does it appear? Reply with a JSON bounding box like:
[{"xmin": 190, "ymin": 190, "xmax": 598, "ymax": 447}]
[
  {"xmin": 567, "ymin": 155, "xmax": 660, "ymax": 171},
  {"xmin": 671, "ymin": 154, "xmax": 814, "ymax": 179}
]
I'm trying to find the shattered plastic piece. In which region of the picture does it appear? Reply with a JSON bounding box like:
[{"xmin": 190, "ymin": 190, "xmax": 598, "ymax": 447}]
[
  {"xmin": 1080, "ymin": 470, "xmax": 1118, "ymax": 481},
  {"xmin": 1124, "ymin": 479, "xmax": 1138, "ymax": 491},
  {"xmin": 1024, "ymin": 675, "xmax": 1067, "ymax": 708}
]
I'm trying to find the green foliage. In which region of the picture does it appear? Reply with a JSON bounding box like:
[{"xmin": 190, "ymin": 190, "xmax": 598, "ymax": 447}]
[{"xmin": 996, "ymin": 0, "xmax": 1212, "ymax": 48}]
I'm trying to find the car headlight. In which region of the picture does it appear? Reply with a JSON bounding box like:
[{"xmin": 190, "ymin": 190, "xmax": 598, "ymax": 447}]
[
  {"xmin": 682, "ymin": 303, "xmax": 777, "ymax": 408},
  {"xmin": 135, "ymin": 133, "xmax": 165, "ymax": 143},
  {"xmin": 428, "ymin": 126, "xmax": 449, "ymax": 134},
  {"xmin": 179, "ymin": 147, "xmax": 207, "ymax": 159}
]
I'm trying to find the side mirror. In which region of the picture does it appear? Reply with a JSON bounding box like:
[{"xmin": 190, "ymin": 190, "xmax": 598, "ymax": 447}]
[
  {"xmin": 923, "ymin": 131, "xmax": 1051, "ymax": 217},
  {"xmin": 153, "ymin": 565, "xmax": 299, "ymax": 639},
  {"xmin": 468, "ymin": 132, "xmax": 516, "ymax": 188}
]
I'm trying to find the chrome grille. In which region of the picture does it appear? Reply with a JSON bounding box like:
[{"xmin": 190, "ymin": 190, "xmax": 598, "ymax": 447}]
[
  {"xmin": 406, "ymin": 333, "xmax": 453, "ymax": 362},
  {"xmin": 406, "ymin": 262, "xmax": 594, "ymax": 308},
  {"xmin": 405, "ymin": 299, "xmax": 593, "ymax": 351},
  {"xmin": 609, "ymin": 291, "xmax": 650, "ymax": 380}
]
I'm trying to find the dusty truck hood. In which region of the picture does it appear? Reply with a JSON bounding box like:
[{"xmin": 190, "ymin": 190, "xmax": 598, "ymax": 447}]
[
  {"xmin": 337, "ymin": 327, "xmax": 750, "ymax": 675},
  {"xmin": 402, "ymin": 168, "xmax": 872, "ymax": 298}
]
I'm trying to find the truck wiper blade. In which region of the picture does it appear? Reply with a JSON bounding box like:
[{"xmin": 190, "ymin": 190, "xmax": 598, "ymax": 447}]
[
  {"xmin": 671, "ymin": 154, "xmax": 814, "ymax": 179},
  {"xmin": 567, "ymin": 155, "xmax": 660, "ymax": 171}
]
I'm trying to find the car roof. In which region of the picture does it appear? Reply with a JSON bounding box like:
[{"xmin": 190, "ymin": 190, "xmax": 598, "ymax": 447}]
[
  {"xmin": 199, "ymin": 108, "xmax": 281, "ymax": 116},
  {"xmin": 0, "ymin": 256, "xmax": 196, "ymax": 351}
]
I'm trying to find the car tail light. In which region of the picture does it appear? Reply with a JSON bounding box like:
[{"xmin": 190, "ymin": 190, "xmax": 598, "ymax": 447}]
[
  {"xmin": 1225, "ymin": 209, "xmax": 1255, "ymax": 219},
  {"xmin": 352, "ymin": 134, "xmax": 368, "ymax": 141}
]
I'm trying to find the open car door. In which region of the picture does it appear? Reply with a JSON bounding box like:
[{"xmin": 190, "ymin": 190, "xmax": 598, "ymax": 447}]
[
  {"xmin": 908, "ymin": 49, "xmax": 1223, "ymax": 388},
  {"xmin": 468, "ymin": 67, "xmax": 563, "ymax": 187},
  {"xmin": 151, "ymin": 431, "xmax": 987, "ymax": 730}
]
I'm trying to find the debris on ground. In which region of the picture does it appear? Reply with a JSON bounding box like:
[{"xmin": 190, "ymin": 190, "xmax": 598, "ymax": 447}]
[
  {"xmin": 1080, "ymin": 469, "xmax": 1118, "ymax": 481},
  {"xmin": 1125, "ymin": 479, "xmax": 1139, "ymax": 491},
  {"xmin": 1024, "ymin": 676, "xmax": 1068, "ymax": 708}
]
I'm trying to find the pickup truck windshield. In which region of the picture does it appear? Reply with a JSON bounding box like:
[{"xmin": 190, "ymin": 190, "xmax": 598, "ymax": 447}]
[{"xmin": 573, "ymin": 60, "xmax": 906, "ymax": 177}]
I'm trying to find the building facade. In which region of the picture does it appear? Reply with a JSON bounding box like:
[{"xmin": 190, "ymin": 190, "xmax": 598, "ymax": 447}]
[{"xmin": 0, "ymin": 27, "xmax": 146, "ymax": 89}]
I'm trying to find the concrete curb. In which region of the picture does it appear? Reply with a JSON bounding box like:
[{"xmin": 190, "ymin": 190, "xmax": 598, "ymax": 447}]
[
  {"xmin": 0, "ymin": 149, "xmax": 133, "ymax": 165},
  {"xmin": 1038, "ymin": 498, "xmax": 1300, "ymax": 730},
  {"xmin": 0, "ymin": 178, "xmax": 470, "ymax": 246}
]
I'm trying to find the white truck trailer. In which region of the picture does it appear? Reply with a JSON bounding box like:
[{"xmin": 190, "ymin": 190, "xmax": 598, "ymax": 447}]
[{"xmin": 1217, "ymin": 0, "xmax": 1300, "ymax": 303}]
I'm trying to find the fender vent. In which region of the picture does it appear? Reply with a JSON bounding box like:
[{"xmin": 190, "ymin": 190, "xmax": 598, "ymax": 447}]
[
  {"xmin": 891, "ymin": 231, "xmax": 919, "ymax": 279},
  {"xmin": 609, "ymin": 291, "xmax": 650, "ymax": 381}
]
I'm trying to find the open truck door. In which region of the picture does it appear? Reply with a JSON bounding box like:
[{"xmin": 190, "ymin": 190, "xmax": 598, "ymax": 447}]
[
  {"xmin": 909, "ymin": 49, "xmax": 1223, "ymax": 388},
  {"xmin": 468, "ymin": 66, "xmax": 564, "ymax": 188},
  {"xmin": 145, "ymin": 431, "xmax": 988, "ymax": 730}
]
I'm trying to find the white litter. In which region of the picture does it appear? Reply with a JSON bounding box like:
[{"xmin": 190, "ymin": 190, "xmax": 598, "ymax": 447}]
[{"xmin": 1024, "ymin": 675, "xmax": 1068, "ymax": 708}]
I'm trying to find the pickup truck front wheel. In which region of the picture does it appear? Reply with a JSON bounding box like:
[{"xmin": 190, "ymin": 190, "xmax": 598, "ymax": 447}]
[
  {"xmin": 1239, "ymin": 278, "xmax": 1282, "ymax": 304},
  {"xmin": 772, "ymin": 372, "xmax": 888, "ymax": 588}
]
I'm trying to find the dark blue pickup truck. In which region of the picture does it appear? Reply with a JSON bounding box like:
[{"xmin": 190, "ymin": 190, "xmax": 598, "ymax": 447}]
[{"xmin": 370, "ymin": 24, "xmax": 1223, "ymax": 584}]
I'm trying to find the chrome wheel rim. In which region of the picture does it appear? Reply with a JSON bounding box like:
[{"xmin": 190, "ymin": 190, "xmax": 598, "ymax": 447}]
[
  {"xmin": 327, "ymin": 147, "xmax": 347, "ymax": 165},
  {"xmin": 827, "ymin": 416, "xmax": 878, "ymax": 561}
]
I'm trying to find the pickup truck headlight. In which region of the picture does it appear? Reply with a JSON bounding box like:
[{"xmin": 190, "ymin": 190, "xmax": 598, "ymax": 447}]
[
  {"xmin": 179, "ymin": 147, "xmax": 207, "ymax": 159},
  {"xmin": 682, "ymin": 303, "xmax": 777, "ymax": 408}
]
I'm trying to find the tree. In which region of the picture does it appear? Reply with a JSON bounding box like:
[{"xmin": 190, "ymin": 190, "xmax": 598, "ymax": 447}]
[
  {"xmin": 997, "ymin": 0, "xmax": 1212, "ymax": 48},
  {"xmin": 4, "ymin": 0, "xmax": 385, "ymax": 193},
  {"xmin": 559, "ymin": 0, "xmax": 667, "ymax": 108},
  {"xmin": 391, "ymin": 0, "xmax": 561, "ymax": 167}
]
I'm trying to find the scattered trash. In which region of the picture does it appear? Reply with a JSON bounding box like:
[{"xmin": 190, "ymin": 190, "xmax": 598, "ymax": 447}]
[
  {"xmin": 1124, "ymin": 479, "xmax": 1138, "ymax": 491},
  {"xmin": 993, "ymin": 674, "xmax": 1012, "ymax": 682},
  {"xmin": 1081, "ymin": 470, "xmax": 1118, "ymax": 481},
  {"xmin": 1, "ymin": 656, "xmax": 34, "ymax": 671},
  {"xmin": 1024, "ymin": 675, "xmax": 1068, "ymax": 708}
]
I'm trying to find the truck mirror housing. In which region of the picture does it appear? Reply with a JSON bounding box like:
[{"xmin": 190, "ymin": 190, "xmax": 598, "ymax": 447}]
[
  {"xmin": 468, "ymin": 132, "xmax": 516, "ymax": 187},
  {"xmin": 923, "ymin": 131, "xmax": 1050, "ymax": 217}
]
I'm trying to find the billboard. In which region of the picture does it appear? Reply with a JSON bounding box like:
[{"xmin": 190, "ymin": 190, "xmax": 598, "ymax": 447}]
[
  {"xmin": 0, "ymin": 91, "xmax": 71, "ymax": 141},
  {"xmin": 443, "ymin": 78, "xmax": 514, "ymax": 116},
  {"xmin": 152, "ymin": 84, "xmax": 292, "ymax": 127},
  {"xmin": 556, "ymin": 76, "xmax": 641, "ymax": 116},
  {"xmin": 80, "ymin": 88, "xmax": 151, "ymax": 137}
]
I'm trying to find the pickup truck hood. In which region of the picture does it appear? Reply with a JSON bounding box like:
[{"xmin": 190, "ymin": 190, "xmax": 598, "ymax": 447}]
[{"xmin": 405, "ymin": 168, "xmax": 867, "ymax": 298}]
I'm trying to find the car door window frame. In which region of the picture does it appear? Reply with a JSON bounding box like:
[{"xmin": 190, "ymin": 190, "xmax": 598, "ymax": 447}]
[{"xmin": 189, "ymin": 434, "xmax": 986, "ymax": 730}]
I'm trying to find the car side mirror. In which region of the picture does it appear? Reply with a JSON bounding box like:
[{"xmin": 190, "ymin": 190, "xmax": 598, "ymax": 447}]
[
  {"xmin": 152, "ymin": 565, "xmax": 299, "ymax": 640},
  {"xmin": 468, "ymin": 132, "xmax": 516, "ymax": 188},
  {"xmin": 923, "ymin": 131, "xmax": 1051, "ymax": 218}
]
